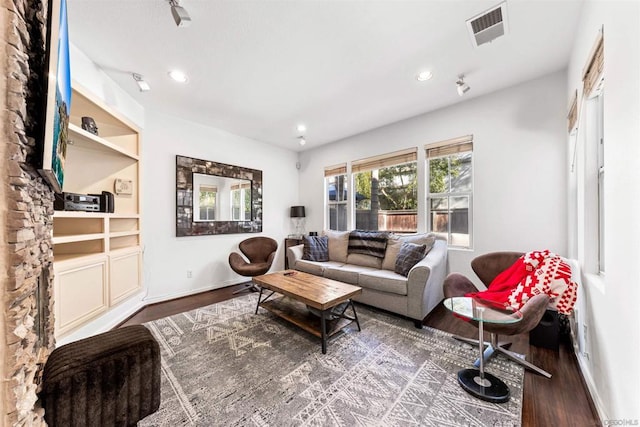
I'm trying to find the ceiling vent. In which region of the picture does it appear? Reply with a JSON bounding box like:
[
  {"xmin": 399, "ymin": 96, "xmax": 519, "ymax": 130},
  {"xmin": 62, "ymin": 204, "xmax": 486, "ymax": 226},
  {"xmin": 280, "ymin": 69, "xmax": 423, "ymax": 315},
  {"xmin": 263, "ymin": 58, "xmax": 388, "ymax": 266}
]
[{"xmin": 466, "ymin": 2, "xmax": 508, "ymax": 48}]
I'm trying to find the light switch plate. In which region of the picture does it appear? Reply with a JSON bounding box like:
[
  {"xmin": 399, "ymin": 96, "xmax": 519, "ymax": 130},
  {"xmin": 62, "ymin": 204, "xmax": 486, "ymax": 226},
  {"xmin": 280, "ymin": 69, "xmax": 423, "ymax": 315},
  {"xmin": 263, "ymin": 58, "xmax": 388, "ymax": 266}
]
[{"xmin": 114, "ymin": 178, "xmax": 133, "ymax": 195}]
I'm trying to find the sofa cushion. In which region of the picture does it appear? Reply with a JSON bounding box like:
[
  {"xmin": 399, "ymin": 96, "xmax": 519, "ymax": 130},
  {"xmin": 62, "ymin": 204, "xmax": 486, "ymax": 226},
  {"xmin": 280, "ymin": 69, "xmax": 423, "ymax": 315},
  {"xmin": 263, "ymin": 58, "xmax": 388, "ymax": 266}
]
[
  {"xmin": 395, "ymin": 242, "xmax": 427, "ymax": 276},
  {"xmin": 324, "ymin": 264, "xmax": 379, "ymax": 285},
  {"xmin": 346, "ymin": 253, "xmax": 383, "ymax": 269},
  {"xmin": 323, "ymin": 230, "xmax": 349, "ymax": 263},
  {"xmin": 348, "ymin": 230, "xmax": 388, "ymax": 258},
  {"xmin": 382, "ymin": 233, "xmax": 436, "ymax": 271},
  {"xmin": 358, "ymin": 270, "xmax": 408, "ymax": 296},
  {"xmin": 295, "ymin": 260, "xmax": 344, "ymax": 276},
  {"xmin": 302, "ymin": 235, "xmax": 329, "ymax": 262}
]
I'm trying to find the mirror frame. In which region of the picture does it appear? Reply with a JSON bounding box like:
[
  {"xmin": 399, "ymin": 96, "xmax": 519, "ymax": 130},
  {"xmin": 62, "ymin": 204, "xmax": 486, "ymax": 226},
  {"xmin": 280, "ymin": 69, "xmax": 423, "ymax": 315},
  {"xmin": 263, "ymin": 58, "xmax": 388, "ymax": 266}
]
[{"xmin": 176, "ymin": 155, "xmax": 262, "ymax": 236}]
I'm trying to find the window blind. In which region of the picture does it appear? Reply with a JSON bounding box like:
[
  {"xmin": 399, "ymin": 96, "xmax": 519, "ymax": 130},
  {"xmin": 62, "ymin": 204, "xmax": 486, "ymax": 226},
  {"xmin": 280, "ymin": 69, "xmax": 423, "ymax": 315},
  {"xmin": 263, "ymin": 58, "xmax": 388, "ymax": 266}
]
[
  {"xmin": 230, "ymin": 183, "xmax": 250, "ymax": 190},
  {"xmin": 582, "ymin": 30, "xmax": 604, "ymax": 97},
  {"xmin": 425, "ymin": 135, "xmax": 473, "ymax": 158},
  {"xmin": 324, "ymin": 163, "xmax": 347, "ymax": 177},
  {"xmin": 567, "ymin": 90, "xmax": 578, "ymax": 133},
  {"xmin": 351, "ymin": 148, "xmax": 417, "ymax": 173},
  {"xmin": 200, "ymin": 185, "xmax": 217, "ymax": 193}
]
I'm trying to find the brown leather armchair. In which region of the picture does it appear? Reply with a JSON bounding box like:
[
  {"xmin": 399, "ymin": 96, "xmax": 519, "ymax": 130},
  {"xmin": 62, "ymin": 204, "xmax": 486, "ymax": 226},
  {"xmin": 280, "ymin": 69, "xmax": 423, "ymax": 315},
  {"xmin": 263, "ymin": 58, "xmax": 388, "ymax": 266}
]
[
  {"xmin": 444, "ymin": 251, "xmax": 552, "ymax": 378},
  {"xmin": 229, "ymin": 236, "xmax": 278, "ymax": 293}
]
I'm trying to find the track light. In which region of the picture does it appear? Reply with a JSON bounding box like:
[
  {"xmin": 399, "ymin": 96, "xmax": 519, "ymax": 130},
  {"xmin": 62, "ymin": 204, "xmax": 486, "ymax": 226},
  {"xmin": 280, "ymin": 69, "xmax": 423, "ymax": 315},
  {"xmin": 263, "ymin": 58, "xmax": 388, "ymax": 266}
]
[
  {"xmin": 169, "ymin": 0, "xmax": 191, "ymax": 27},
  {"xmin": 132, "ymin": 73, "xmax": 150, "ymax": 92},
  {"xmin": 456, "ymin": 75, "xmax": 470, "ymax": 96}
]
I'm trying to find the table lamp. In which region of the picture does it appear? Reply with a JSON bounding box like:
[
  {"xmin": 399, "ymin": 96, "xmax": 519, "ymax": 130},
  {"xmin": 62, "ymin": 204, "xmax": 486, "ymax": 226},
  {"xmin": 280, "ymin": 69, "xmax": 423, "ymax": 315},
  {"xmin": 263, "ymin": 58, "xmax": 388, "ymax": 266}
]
[{"xmin": 290, "ymin": 206, "xmax": 306, "ymax": 238}]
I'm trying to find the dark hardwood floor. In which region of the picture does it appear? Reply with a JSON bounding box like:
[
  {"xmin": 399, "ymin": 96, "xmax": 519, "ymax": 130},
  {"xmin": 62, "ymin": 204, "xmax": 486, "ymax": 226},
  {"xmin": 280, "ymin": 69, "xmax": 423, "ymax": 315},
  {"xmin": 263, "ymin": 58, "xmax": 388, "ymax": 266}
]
[{"xmin": 121, "ymin": 285, "xmax": 600, "ymax": 426}]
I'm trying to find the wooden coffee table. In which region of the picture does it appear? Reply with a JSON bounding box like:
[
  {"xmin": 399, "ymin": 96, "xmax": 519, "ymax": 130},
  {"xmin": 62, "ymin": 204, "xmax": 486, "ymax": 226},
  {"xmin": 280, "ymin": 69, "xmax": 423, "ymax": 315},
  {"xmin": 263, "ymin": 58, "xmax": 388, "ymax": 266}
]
[{"xmin": 253, "ymin": 270, "xmax": 362, "ymax": 354}]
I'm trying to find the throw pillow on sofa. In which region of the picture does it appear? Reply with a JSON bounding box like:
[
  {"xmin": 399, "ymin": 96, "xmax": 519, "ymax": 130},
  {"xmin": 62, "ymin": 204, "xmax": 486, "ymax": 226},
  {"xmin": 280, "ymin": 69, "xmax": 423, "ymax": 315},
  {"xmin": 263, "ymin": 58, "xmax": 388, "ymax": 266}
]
[
  {"xmin": 382, "ymin": 233, "xmax": 436, "ymax": 271},
  {"xmin": 394, "ymin": 242, "xmax": 427, "ymax": 276},
  {"xmin": 322, "ymin": 230, "xmax": 349, "ymax": 263},
  {"xmin": 348, "ymin": 230, "xmax": 388, "ymax": 258},
  {"xmin": 302, "ymin": 236, "xmax": 329, "ymax": 262}
]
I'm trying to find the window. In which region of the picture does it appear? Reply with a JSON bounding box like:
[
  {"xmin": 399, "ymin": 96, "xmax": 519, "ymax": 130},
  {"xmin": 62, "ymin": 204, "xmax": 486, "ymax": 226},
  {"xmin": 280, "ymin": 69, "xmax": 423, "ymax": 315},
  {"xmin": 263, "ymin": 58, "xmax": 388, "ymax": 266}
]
[
  {"xmin": 230, "ymin": 183, "xmax": 251, "ymax": 221},
  {"xmin": 582, "ymin": 30, "xmax": 604, "ymax": 273},
  {"xmin": 199, "ymin": 185, "xmax": 217, "ymax": 221},
  {"xmin": 325, "ymin": 164, "xmax": 348, "ymax": 231},
  {"xmin": 426, "ymin": 136, "xmax": 473, "ymax": 248},
  {"xmin": 352, "ymin": 148, "xmax": 417, "ymax": 232}
]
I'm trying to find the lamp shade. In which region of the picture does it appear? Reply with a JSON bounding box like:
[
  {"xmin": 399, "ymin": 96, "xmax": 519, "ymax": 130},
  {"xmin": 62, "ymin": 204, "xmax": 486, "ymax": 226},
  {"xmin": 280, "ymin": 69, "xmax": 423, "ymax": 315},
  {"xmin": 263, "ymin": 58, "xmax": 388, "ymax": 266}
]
[{"xmin": 290, "ymin": 206, "xmax": 306, "ymax": 218}]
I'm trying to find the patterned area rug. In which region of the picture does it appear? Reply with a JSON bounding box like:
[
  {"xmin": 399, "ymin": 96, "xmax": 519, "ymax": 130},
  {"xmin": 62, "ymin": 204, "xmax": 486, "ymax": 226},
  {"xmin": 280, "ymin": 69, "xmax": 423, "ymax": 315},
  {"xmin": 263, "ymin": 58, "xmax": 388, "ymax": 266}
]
[{"xmin": 141, "ymin": 294, "xmax": 523, "ymax": 426}]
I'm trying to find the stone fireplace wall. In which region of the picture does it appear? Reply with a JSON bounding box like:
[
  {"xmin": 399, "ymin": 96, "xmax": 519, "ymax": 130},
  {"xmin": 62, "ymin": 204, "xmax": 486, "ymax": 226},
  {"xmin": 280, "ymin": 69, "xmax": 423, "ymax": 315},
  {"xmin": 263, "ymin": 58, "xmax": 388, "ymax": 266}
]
[{"xmin": 1, "ymin": 0, "xmax": 56, "ymax": 425}]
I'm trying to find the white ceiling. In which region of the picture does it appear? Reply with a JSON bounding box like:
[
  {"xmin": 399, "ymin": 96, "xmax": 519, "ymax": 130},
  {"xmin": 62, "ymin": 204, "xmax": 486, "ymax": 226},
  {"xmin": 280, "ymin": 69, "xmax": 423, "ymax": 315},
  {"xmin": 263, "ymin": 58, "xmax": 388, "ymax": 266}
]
[{"xmin": 67, "ymin": 0, "xmax": 583, "ymax": 151}]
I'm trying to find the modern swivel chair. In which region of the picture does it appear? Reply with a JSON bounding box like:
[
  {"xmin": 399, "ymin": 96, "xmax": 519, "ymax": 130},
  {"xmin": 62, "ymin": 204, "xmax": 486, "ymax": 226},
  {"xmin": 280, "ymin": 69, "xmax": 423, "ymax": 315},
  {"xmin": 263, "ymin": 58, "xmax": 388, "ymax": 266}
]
[
  {"xmin": 229, "ymin": 236, "xmax": 278, "ymax": 293},
  {"xmin": 443, "ymin": 251, "xmax": 552, "ymax": 378}
]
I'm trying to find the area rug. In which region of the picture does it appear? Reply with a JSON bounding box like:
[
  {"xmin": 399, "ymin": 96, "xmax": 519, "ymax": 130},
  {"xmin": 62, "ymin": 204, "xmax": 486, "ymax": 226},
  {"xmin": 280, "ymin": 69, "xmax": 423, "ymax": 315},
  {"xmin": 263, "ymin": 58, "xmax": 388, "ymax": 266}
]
[{"xmin": 140, "ymin": 293, "xmax": 523, "ymax": 426}]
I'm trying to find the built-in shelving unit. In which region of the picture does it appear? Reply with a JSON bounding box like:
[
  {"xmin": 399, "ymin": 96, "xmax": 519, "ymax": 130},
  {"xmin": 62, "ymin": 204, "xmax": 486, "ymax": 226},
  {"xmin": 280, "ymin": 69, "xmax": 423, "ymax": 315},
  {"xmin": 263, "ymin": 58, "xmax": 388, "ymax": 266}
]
[{"xmin": 52, "ymin": 83, "xmax": 143, "ymax": 339}]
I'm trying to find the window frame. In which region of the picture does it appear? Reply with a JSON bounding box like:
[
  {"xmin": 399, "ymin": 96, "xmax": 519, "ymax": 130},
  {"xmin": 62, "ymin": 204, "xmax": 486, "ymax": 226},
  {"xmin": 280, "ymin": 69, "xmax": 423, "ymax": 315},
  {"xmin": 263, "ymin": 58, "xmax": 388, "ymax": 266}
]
[{"xmin": 425, "ymin": 136, "xmax": 474, "ymax": 249}]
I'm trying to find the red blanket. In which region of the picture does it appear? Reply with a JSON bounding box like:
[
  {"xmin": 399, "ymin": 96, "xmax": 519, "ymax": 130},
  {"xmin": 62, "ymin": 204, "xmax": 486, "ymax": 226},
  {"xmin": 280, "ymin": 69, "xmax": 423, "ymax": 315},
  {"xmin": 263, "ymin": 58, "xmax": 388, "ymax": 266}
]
[{"xmin": 467, "ymin": 250, "xmax": 578, "ymax": 315}]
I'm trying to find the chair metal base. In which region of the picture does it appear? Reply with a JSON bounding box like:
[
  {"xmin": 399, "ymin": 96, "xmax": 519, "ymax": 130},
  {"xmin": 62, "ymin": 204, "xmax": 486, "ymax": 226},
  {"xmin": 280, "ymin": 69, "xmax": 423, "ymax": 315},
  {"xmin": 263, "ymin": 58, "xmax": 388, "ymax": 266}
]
[
  {"xmin": 453, "ymin": 333, "xmax": 552, "ymax": 378},
  {"xmin": 232, "ymin": 282, "xmax": 260, "ymax": 294}
]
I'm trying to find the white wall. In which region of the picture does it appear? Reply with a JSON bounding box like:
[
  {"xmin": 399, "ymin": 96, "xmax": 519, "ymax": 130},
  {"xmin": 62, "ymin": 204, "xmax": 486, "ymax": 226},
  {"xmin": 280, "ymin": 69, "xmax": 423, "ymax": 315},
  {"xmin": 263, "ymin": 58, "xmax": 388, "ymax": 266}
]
[
  {"xmin": 298, "ymin": 71, "xmax": 568, "ymax": 283},
  {"xmin": 142, "ymin": 110, "xmax": 300, "ymax": 302},
  {"xmin": 69, "ymin": 43, "xmax": 144, "ymax": 128},
  {"xmin": 567, "ymin": 0, "xmax": 640, "ymax": 420}
]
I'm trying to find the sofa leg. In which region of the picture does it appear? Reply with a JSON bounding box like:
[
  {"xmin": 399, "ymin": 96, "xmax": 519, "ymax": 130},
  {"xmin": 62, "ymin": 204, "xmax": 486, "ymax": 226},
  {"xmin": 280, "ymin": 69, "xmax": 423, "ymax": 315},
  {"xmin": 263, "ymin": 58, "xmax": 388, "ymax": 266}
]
[{"xmin": 414, "ymin": 319, "xmax": 424, "ymax": 329}]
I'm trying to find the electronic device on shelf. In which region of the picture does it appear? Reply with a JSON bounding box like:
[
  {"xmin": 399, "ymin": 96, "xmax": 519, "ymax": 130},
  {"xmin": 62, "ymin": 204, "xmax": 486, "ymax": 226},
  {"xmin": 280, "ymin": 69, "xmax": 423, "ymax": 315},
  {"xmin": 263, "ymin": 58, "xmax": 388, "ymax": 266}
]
[
  {"xmin": 54, "ymin": 191, "xmax": 115, "ymax": 213},
  {"xmin": 90, "ymin": 191, "xmax": 115, "ymax": 213},
  {"xmin": 54, "ymin": 192, "xmax": 101, "ymax": 212}
]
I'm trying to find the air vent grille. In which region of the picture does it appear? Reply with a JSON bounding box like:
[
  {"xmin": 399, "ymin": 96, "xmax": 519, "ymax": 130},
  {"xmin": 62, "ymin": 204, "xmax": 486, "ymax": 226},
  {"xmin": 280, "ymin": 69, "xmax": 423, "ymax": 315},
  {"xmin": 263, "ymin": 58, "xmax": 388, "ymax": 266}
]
[
  {"xmin": 470, "ymin": 7, "xmax": 503, "ymax": 34},
  {"xmin": 466, "ymin": 2, "xmax": 508, "ymax": 48}
]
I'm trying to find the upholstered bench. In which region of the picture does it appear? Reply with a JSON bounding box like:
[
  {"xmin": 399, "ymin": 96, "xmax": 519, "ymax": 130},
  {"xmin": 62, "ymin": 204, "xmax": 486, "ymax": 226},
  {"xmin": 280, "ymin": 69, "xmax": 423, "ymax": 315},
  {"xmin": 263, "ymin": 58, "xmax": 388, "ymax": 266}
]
[{"xmin": 40, "ymin": 325, "xmax": 161, "ymax": 427}]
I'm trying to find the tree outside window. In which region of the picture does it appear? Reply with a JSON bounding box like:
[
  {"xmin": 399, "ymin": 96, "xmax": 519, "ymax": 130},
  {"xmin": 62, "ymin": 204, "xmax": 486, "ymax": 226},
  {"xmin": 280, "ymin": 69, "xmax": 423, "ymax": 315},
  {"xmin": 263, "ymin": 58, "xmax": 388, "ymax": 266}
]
[{"xmin": 427, "ymin": 150, "xmax": 472, "ymax": 247}]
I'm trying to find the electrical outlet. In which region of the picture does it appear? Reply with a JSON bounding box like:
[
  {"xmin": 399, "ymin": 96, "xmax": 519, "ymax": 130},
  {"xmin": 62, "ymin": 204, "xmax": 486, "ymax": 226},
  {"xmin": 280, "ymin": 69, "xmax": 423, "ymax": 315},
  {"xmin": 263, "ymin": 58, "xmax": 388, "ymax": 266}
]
[{"xmin": 187, "ymin": 270, "xmax": 193, "ymax": 278}]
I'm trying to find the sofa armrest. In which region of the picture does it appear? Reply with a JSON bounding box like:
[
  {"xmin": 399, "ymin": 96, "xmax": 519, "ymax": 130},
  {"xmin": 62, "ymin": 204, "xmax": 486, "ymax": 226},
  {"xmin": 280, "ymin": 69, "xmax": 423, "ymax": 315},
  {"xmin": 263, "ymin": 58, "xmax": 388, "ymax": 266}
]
[
  {"xmin": 287, "ymin": 244, "xmax": 304, "ymax": 269},
  {"xmin": 406, "ymin": 239, "xmax": 448, "ymax": 320}
]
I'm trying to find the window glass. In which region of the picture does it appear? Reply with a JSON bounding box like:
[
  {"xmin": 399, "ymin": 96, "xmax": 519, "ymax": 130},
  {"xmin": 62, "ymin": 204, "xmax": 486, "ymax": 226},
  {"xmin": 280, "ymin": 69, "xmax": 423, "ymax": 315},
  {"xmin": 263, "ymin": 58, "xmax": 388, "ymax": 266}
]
[
  {"xmin": 354, "ymin": 162, "xmax": 417, "ymax": 232},
  {"xmin": 327, "ymin": 174, "xmax": 348, "ymax": 231},
  {"xmin": 428, "ymin": 150, "xmax": 472, "ymax": 247},
  {"xmin": 199, "ymin": 187, "xmax": 217, "ymax": 221}
]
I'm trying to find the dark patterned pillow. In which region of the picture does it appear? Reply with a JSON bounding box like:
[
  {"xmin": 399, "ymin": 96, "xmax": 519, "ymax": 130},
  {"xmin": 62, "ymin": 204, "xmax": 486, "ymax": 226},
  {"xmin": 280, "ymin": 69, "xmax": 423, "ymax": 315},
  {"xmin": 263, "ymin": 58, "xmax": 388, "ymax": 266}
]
[
  {"xmin": 302, "ymin": 236, "xmax": 329, "ymax": 262},
  {"xmin": 348, "ymin": 230, "xmax": 388, "ymax": 258},
  {"xmin": 394, "ymin": 242, "xmax": 427, "ymax": 277}
]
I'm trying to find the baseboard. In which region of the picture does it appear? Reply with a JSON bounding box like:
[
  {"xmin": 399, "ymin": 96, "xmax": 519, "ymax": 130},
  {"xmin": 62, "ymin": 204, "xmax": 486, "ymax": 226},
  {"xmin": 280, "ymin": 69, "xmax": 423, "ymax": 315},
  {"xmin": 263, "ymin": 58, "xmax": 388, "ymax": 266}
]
[
  {"xmin": 141, "ymin": 278, "xmax": 249, "ymax": 305},
  {"xmin": 573, "ymin": 342, "xmax": 607, "ymax": 423}
]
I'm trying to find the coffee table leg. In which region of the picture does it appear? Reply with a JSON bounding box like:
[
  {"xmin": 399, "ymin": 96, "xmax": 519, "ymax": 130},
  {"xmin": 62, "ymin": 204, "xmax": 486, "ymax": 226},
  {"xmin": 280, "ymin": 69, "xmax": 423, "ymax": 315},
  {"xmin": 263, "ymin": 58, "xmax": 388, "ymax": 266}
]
[
  {"xmin": 255, "ymin": 287, "xmax": 264, "ymax": 314},
  {"xmin": 349, "ymin": 300, "xmax": 361, "ymax": 331},
  {"xmin": 321, "ymin": 310, "xmax": 327, "ymax": 354}
]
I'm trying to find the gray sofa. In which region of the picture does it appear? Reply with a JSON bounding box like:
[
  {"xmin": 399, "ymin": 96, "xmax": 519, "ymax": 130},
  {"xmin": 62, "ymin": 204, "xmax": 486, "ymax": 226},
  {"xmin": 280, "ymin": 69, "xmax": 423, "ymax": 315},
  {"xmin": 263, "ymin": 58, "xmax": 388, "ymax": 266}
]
[{"xmin": 286, "ymin": 231, "xmax": 448, "ymax": 327}]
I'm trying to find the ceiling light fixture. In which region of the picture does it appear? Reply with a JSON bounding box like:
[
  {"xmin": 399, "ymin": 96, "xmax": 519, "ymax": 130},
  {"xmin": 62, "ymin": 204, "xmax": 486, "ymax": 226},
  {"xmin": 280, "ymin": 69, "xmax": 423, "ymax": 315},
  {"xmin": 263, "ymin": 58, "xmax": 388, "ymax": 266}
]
[
  {"xmin": 416, "ymin": 70, "xmax": 433, "ymax": 81},
  {"xmin": 132, "ymin": 73, "xmax": 151, "ymax": 92},
  {"xmin": 168, "ymin": 69, "xmax": 189, "ymax": 83},
  {"xmin": 296, "ymin": 124, "xmax": 307, "ymax": 134},
  {"xmin": 168, "ymin": 0, "xmax": 191, "ymax": 27},
  {"xmin": 297, "ymin": 136, "xmax": 306, "ymax": 146},
  {"xmin": 456, "ymin": 75, "xmax": 470, "ymax": 96}
]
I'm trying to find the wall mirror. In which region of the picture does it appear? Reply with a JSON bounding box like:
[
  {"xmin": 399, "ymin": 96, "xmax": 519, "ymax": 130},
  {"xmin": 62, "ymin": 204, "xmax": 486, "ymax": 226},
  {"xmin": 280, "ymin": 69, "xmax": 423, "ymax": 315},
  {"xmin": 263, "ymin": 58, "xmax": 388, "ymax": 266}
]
[{"xmin": 176, "ymin": 155, "xmax": 262, "ymax": 236}]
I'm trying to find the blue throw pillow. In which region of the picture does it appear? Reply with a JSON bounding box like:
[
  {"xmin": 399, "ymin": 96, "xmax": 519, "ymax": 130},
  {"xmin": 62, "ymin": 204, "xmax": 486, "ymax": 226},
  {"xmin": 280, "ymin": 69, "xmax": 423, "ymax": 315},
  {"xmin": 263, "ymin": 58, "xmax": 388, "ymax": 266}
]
[
  {"xmin": 302, "ymin": 236, "xmax": 329, "ymax": 262},
  {"xmin": 394, "ymin": 242, "xmax": 427, "ymax": 276}
]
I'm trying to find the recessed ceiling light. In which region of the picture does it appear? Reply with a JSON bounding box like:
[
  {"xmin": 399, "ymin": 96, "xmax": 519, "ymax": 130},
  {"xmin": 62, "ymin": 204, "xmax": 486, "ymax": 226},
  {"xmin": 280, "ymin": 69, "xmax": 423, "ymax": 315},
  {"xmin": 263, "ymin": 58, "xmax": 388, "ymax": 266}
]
[
  {"xmin": 168, "ymin": 70, "xmax": 189, "ymax": 83},
  {"xmin": 297, "ymin": 124, "xmax": 307, "ymax": 134},
  {"xmin": 416, "ymin": 70, "xmax": 433, "ymax": 82},
  {"xmin": 298, "ymin": 136, "xmax": 306, "ymax": 146}
]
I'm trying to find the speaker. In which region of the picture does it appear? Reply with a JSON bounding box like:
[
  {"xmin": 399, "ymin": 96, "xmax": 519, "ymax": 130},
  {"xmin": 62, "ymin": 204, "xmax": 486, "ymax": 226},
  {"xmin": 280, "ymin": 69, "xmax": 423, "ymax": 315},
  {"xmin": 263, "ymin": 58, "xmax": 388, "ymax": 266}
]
[{"xmin": 529, "ymin": 309, "xmax": 560, "ymax": 350}]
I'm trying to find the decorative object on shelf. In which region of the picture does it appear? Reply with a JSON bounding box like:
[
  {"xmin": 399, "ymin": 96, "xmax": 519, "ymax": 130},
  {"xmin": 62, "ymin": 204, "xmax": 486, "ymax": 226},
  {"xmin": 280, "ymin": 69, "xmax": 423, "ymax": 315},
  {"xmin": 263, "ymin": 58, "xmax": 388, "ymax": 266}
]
[
  {"xmin": 176, "ymin": 155, "xmax": 263, "ymax": 236},
  {"xmin": 81, "ymin": 116, "xmax": 99, "ymax": 135},
  {"xmin": 38, "ymin": 0, "xmax": 71, "ymax": 193},
  {"xmin": 114, "ymin": 178, "xmax": 133, "ymax": 195},
  {"xmin": 290, "ymin": 206, "xmax": 306, "ymax": 238}
]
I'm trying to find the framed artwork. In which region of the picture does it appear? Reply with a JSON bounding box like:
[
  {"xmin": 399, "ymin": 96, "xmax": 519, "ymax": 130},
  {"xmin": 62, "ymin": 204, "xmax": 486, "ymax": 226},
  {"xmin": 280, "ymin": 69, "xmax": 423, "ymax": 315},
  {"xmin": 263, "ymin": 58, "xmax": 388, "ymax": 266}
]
[{"xmin": 39, "ymin": 0, "xmax": 71, "ymax": 193}]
